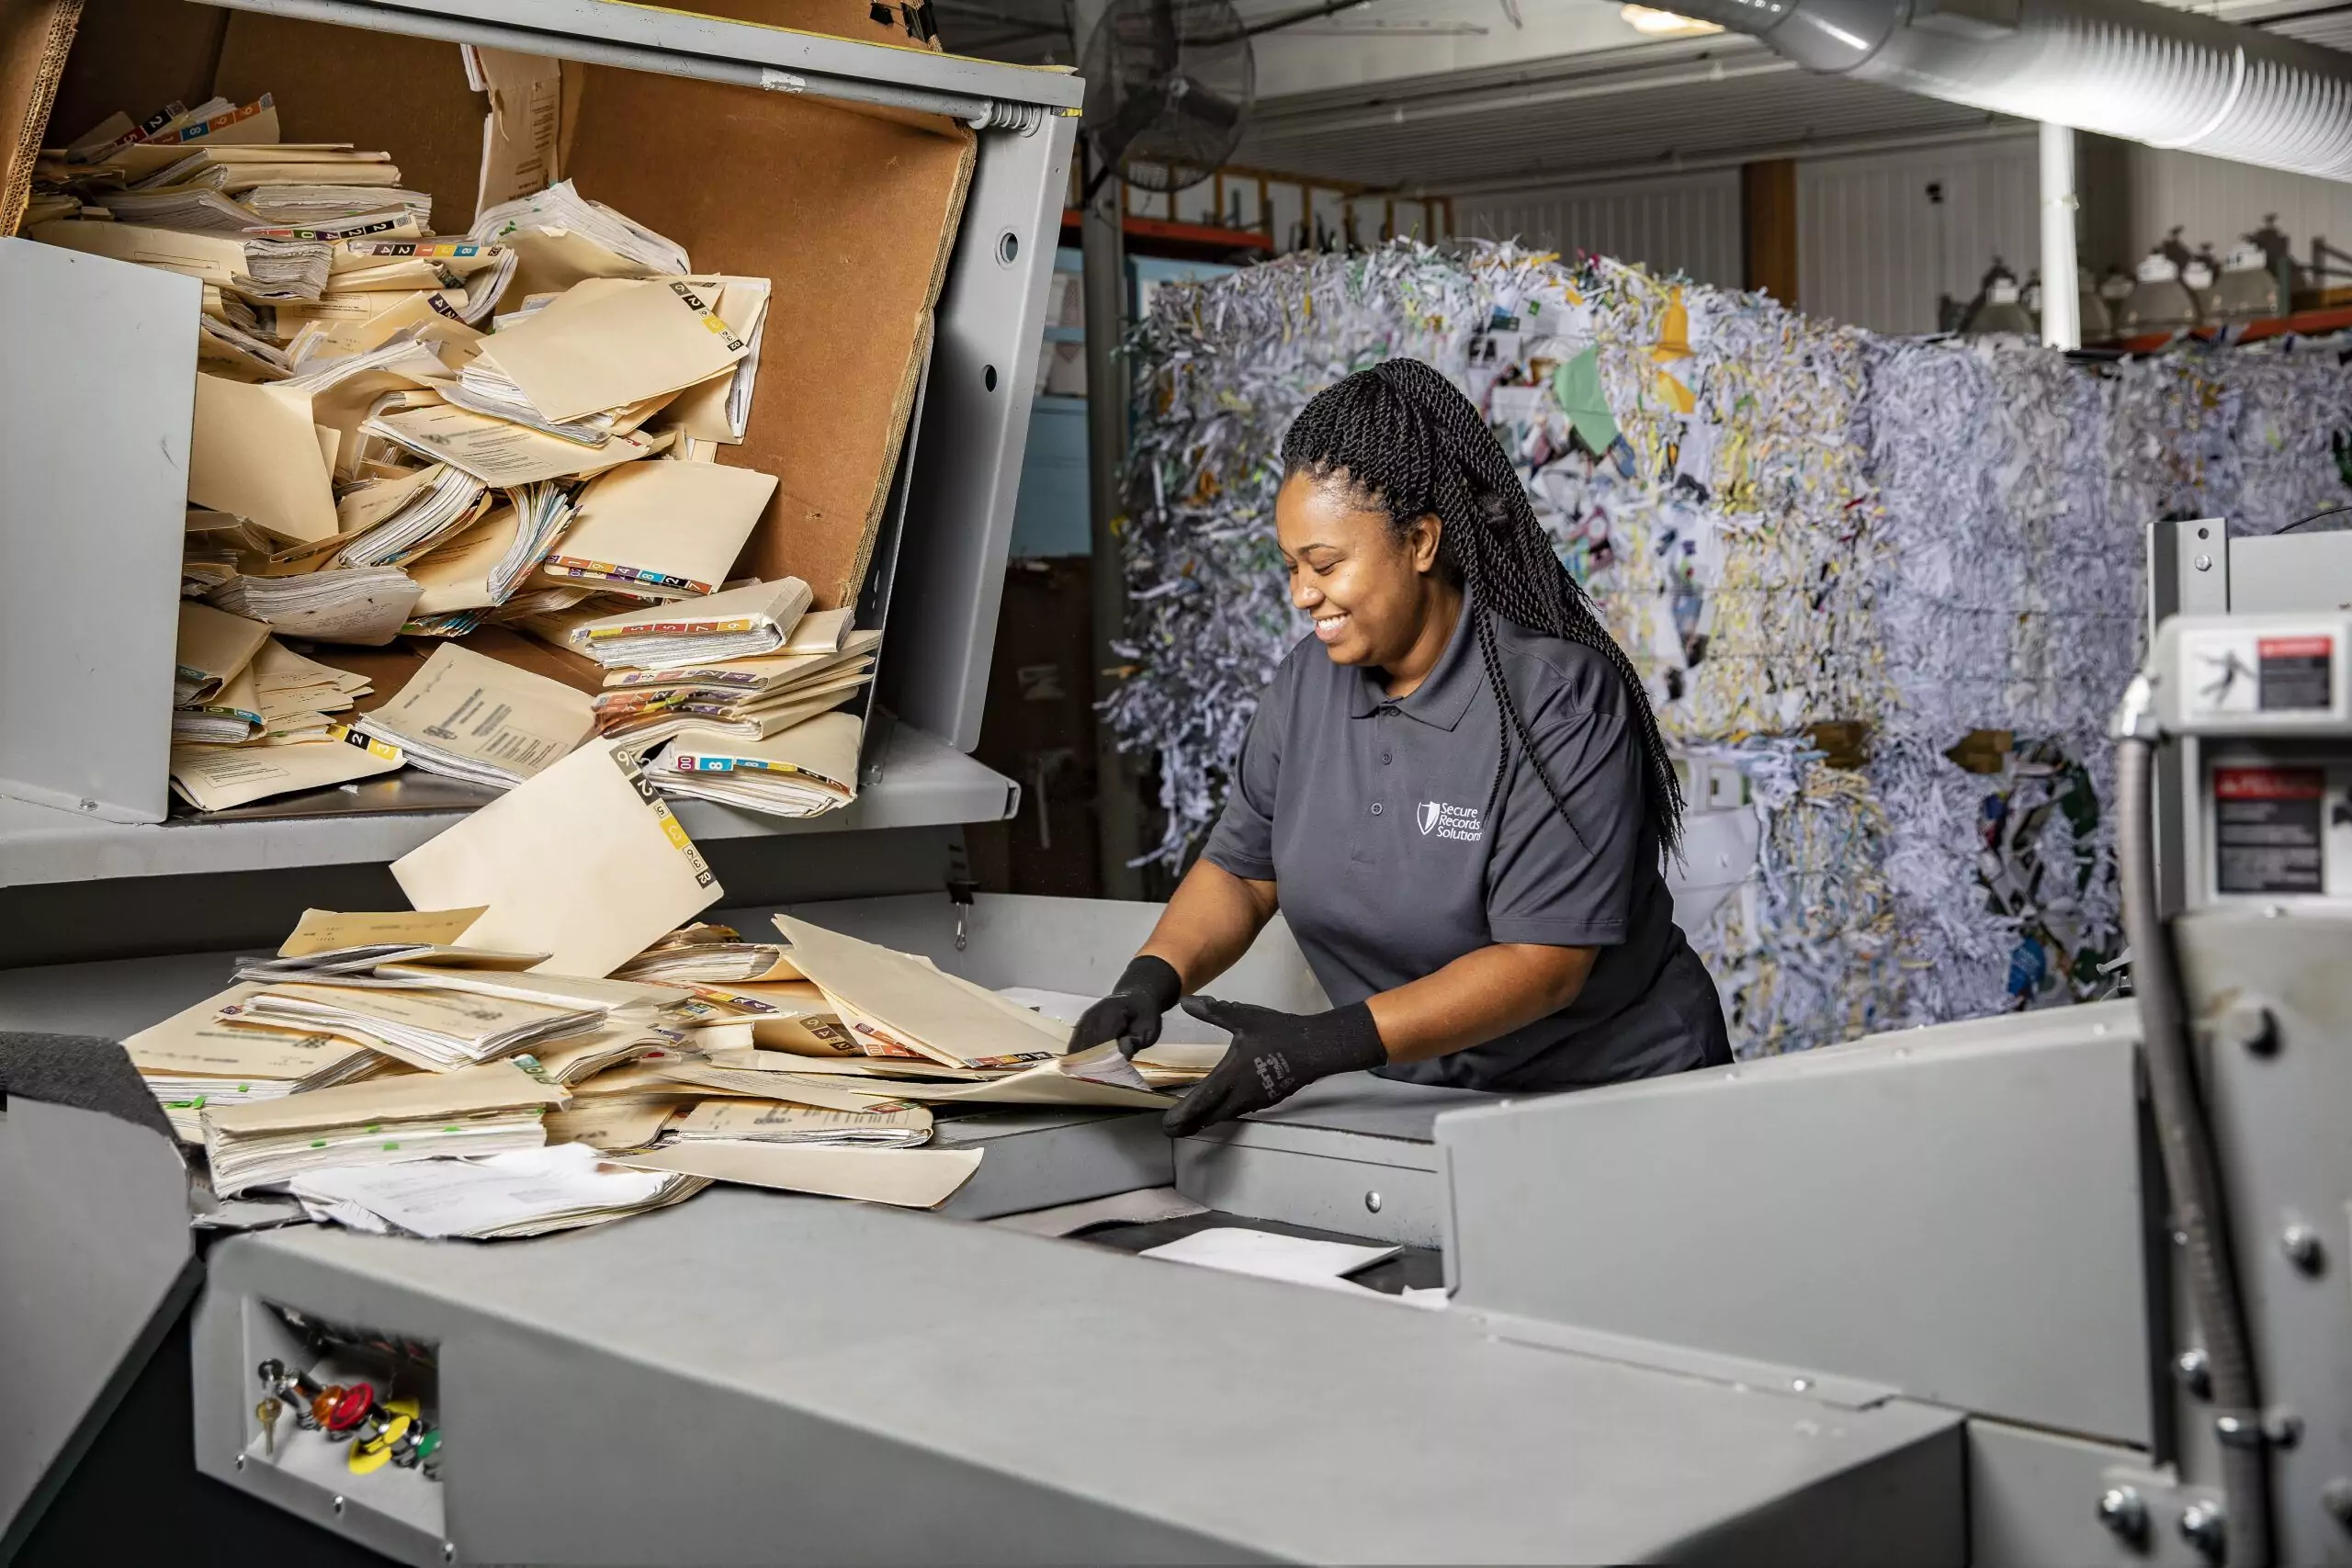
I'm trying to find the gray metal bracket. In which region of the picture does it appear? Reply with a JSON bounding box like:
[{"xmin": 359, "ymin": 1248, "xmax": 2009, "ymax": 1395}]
[{"xmin": 204, "ymin": 0, "xmax": 1083, "ymax": 124}]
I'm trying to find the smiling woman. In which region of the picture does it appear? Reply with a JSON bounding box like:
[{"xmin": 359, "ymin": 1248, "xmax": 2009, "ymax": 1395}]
[{"xmin": 1068, "ymin": 358, "xmax": 1731, "ymax": 1135}]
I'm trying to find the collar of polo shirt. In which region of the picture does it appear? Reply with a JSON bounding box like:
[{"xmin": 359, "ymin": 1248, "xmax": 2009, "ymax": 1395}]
[{"xmin": 1344, "ymin": 588, "xmax": 1481, "ymax": 732}]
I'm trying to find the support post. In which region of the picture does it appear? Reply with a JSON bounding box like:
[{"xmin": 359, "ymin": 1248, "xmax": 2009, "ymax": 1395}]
[
  {"xmin": 1740, "ymin": 158, "xmax": 1798, "ymax": 306},
  {"xmin": 2039, "ymin": 122, "xmax": 2081, "ymax": 350},
  {"xmin": 1080, "ymin": 137, "xmax": 1146, "ymax": 897}
]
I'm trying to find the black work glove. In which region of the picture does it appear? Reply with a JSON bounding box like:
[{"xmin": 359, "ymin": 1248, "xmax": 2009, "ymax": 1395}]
[
  {"xmin": 1163, "ymin": 997, "xmax": 1386, "ymax": 1138},
  {"xmin": 1069, "ymin": 954, "xmax": 1183, "ymax": 1058}
]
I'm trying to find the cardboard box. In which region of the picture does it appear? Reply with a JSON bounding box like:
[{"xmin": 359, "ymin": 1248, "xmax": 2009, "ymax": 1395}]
[
  {"xmin": 1, "ymin": 0, "xmax": 82, "ymax": 233},
  {"xmin": 36, "ymin": 0, "xmax": 974, "ymax": 612}
]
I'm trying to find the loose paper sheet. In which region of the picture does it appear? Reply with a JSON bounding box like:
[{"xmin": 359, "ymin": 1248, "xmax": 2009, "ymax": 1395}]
[
  {"xmin": 1138, "ymin": 1227, "xmax": 1403, "ymax": 1284},
  {"xmin": 290, "ymin": 1145, "xmax": 672, "ymax": 1239},
  {"xmin": 280, "ymin": 907, "xmax": 489, "ymax": 956}
]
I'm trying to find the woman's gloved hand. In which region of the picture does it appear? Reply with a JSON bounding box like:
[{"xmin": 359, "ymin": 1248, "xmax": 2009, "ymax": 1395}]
[
  {"xmin": 1163, "ymin": 997, "xmax": 1387, "ymax": 1137},
  {"xmin": 1068, "ymin": 954, "xmax": 1184, "ymax": 1058}
]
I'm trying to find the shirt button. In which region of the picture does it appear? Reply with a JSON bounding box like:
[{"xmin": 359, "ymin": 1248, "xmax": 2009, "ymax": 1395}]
[
  {"xmin": 1369, "ymin": 803, "xmax": 1383, "ymax": 816},
  {"xmin": 1381, "ymin": 750, "xmax": 1393, "ymax": 765}
]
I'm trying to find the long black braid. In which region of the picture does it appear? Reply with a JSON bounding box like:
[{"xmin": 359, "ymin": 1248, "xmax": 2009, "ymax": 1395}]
[{"xmin": 1280, "ymin": 357, "xmax": 1686, "ymax": 857}]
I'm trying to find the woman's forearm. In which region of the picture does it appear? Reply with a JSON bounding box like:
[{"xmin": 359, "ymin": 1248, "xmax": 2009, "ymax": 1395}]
[
  {"xmin": 1137, "ymin": 859, "xmax": 1279, "ymax": 994},
  {"xmin": 1367, "ymin": 943, "xmax": 1597, "ymax": 1064}
]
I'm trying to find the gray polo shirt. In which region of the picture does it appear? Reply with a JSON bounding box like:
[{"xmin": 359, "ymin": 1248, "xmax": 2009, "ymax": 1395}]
[{"xmin": 1202, "ymin": 600, "xmax": 1729, "ymax": 1092}]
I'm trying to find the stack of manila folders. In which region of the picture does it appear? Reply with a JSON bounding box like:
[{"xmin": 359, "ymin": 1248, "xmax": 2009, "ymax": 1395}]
[
  {"xmin": 115, "ymin": 750, "xmax": 1221, "ymax": 1239},
  {"xmin": 31, "ymin": 87, "xmax": 870, "ymax": 820}
]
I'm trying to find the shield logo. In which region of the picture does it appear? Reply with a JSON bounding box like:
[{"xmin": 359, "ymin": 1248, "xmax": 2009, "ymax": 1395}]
[{"xmin": 1417, "ymin": 802, "xmax": 1441, "ymax": 836}]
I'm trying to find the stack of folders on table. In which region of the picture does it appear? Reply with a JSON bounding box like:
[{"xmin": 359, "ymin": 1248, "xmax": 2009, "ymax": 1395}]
[
  {"xmin": 125, "ymin": 980, "xmax": 390, "ymax": 1142},
  {"xmin": 220, "ymin": 985, "xmax": 606, "ymax": 1073},
  {"xmin": 32, "ymin": 89, "xmax": 787, "ymax": 817},
  {"xmin": 525, "ymin": 572, "xmax": 878, "ymax": 822},
  {"xmin": 204, "ymin": 1061, "xmax": 567, "ymax": 1198}
]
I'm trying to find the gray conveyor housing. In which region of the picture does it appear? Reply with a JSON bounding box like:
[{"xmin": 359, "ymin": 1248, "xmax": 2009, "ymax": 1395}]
[{"xmin": 4, "ymin": 888, "xmax": 2245, "ymax": 1567}]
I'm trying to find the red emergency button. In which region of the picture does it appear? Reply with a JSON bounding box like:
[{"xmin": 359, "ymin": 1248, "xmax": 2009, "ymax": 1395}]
[{"xmin": 327, "ymin": 1384, "xmax": 377, "ymax": 1432}]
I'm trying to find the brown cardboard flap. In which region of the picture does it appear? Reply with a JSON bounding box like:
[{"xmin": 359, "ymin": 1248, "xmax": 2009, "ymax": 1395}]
[
  {"xmin": 329, "ymin": 626, "xmax": 605, "ymax": 714},
  {"xmin": 459, "ymin": 624, "xmax": 606, "ymax": 697},
  {"xmin": 565, "ymin": 67, "xmax": 972, "ymax": 608},
  {"xmin": 3, "ymin": 0, "xmax": 78, "ymax": 233},
  {"xmin": 213, "ymin": 13, "xmax": 485, "ymax": 232},
  {"xmin": 40, "ymin": 0, "xmax": 222, "ymax": 176}
]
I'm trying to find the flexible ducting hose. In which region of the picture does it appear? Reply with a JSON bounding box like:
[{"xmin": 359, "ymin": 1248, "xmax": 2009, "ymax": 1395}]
[
  {"xmin": 1661, "ymin": 0, "xmax": 2352, "ymax": 184},
  {"xmin": 2114, "ymin": 679, "xmax": 2273, "ymax": 1567}
]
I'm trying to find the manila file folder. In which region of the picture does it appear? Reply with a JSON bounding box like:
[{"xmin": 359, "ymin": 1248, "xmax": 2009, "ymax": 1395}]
[{"xmin": 391, "ymin": 739, "xmax": 721, "ymax": 978}]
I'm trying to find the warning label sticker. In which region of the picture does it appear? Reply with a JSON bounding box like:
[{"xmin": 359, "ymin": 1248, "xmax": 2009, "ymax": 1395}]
[
  {"xmin": 2214, "ymin": 766, "xmax": 2325, "ymax": 894},
  {"xmin": 2186, "ymin": 628, "xmax": 2337, "ymax": 717},
  {"xmin": 2257, "ymin": 635, "xmax": 2334, "ymax": 711}
]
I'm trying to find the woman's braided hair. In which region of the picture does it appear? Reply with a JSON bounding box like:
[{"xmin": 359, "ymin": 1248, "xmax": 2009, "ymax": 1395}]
[{"xmin": 1279, "ymin": 357, "xmax": 1685, "ymax": 856}]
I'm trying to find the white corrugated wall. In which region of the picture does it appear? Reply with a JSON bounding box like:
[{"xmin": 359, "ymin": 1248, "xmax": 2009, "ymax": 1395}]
[
  {"xmin": 1440, "ymin": 132, "xmax": 2352, "ymax": 337},
  {"xmin": 1796, "ymin": 135, "xmax": 2041, "ymax": 335},
  {"xmin": 2122, "ymin": 147, "xmax": 2352, "ymax": 268},
  {"xmin": 1453, "ymin": 170, "xmax": 1742, "ymax": 288}
]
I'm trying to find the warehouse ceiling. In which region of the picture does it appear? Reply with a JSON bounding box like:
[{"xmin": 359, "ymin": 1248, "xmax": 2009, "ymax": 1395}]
[
  {"xmin": 937, "ymin": 0, "xmax": 2352, "ymax": 194},
  {"xmin": 1235, "ymin": 37, "xmax": 2007, "ymax": 193}
]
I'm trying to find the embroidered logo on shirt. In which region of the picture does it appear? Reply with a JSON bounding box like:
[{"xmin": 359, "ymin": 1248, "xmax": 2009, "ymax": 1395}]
[{"xmin": 1417, "ymin": 801, "xmax": 1484, "ymax": 841}]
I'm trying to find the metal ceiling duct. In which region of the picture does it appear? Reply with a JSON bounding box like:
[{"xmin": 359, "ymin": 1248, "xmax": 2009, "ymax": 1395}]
[{"xmin": 1658, "ymin": 0, "xmax": 2352, "ymax": 181}]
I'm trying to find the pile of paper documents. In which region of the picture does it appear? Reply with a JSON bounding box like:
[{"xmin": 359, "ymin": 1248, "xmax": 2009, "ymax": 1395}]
[
  {"xmin": 30, "ymin": 92, "xmax": 819, "ymax": 818},
  {"xmin": 168, "ymin": 602, "xmax": 402, "ymax": 808},
  {"xmin": 583, "ymin": 609, "xmax": 870, "ymax": 748},
  {"xmin": 289, "ymin": 1145, "xmax": 706, "ymax": 1239},
  {"xmin": 104, "ymin": 850, "xmax": 1238, "ymax": 1229}
]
